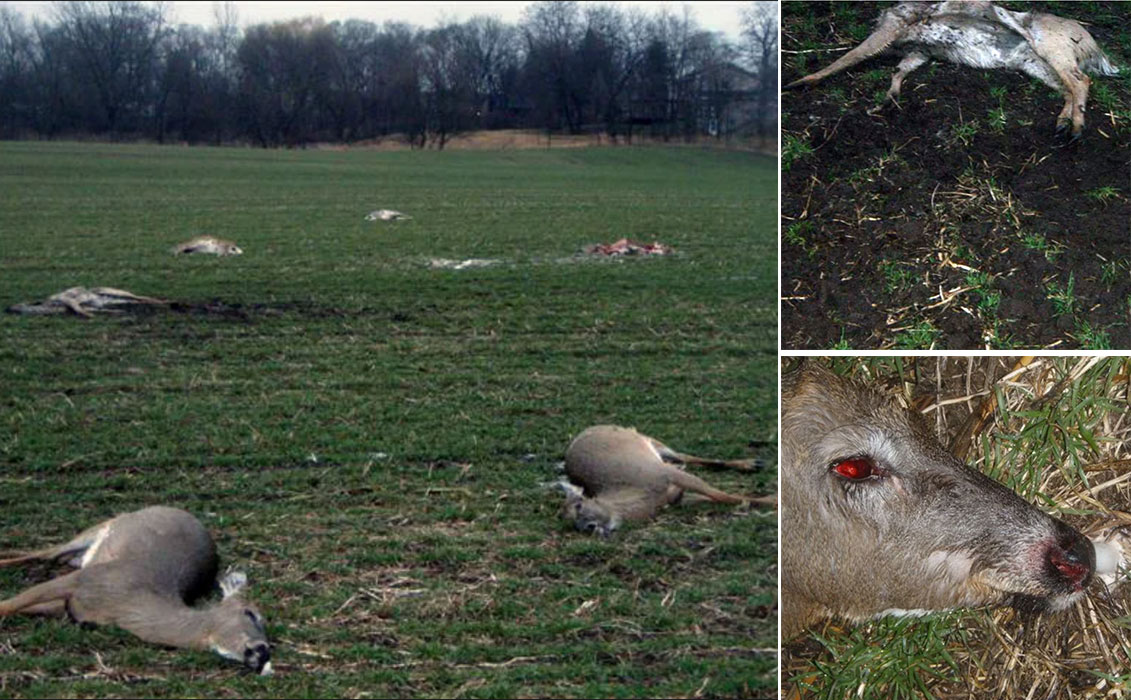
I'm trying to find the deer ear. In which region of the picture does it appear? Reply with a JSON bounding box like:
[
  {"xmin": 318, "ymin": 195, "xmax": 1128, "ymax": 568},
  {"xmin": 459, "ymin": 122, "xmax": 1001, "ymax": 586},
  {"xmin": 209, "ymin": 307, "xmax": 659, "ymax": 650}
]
[
  {"xmin": 556, "ymin": 479, "xmax": 584, "ymax": 499},
  {"xmin": 220, "ymin": 570, "xmax": 248, "ymax": 599}
]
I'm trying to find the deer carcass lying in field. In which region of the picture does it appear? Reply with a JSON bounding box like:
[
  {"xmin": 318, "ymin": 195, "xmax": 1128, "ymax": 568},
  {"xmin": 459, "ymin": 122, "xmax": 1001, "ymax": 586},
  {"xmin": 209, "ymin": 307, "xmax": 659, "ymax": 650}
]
[
  {"xmin": 784, "ymin": 1, "xmax": 1120, "ymax": 139},
  {"xmin": 365, "ymin": 209, "xmax": 412, "ymax": 222},
  {"xmin": 781, "ymin": 362, "xmax": 1095, "ymax": 639},
  {"xmin": 584, "ymin": 239, "xmax": 672, "ymax": 256},
  {"xmin": 0, "ymin": 506, "xmax": 272, "ymax": 674},
  {"xmin": 172, "ymin": 236, "xmax": 243, "ymax": 256},
  {"xmin": 560, "ymin": 425, "xmax": 775, "ymax": 537},
  {"xmin": 6, "ymin": 287, "xmax": 166, "ymax": 318}
]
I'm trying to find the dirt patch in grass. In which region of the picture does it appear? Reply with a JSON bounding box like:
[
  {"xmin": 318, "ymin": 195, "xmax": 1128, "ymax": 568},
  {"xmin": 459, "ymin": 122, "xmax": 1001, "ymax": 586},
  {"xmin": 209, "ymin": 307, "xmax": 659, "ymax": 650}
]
[
  {"xmin": 782, "ymin": 1, "xmax": 1131, "ymax": 349},
  {"xmin": 166, "ymin": 299, "xmax": 351, "ymax": 321}
]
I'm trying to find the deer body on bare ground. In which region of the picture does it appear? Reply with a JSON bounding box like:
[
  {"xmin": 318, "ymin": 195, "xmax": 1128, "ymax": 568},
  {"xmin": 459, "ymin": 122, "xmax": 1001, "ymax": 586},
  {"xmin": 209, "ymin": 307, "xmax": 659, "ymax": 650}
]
[{"xmin": 785, "ymin": 1, "xmax": 1119, "ymax": 140}]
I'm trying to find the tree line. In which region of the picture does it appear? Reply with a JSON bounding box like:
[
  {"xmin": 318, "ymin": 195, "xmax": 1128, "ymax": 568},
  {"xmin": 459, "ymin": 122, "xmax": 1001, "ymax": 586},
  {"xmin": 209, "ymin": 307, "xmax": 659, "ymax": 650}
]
[{"xmin": 0, "ymin": 1, "xmax": 778, "ymax": 148}]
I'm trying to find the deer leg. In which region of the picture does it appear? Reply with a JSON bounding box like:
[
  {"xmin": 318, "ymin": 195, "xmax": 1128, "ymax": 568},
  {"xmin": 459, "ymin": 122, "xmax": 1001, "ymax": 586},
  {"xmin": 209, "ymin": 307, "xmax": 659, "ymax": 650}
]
[
  {"xmin": 0, "ymin": 523, "xmax": 107, "ymax": 569},
  {"xmin": 665, "ymin": 484, "xmax": 685, "ymax": 505},
  {"xmin": 677, "ymin": 454, "xmax": 763, "ymax": 471},
  {"xmin": 61, "ymin": 298, "xmax": 93, "ymax": 318},
  {"xmin": 1047, "ymin": 65, "xmax": 1088, "ymax": 140},
  {"xmin": 1069, "ymin": 72, "xmax": 1090, "ymax": 141},
  {"xmin": 0, "ymin": 572, "xmax": 79, "ymax": 616},
  {"xmin": 651, "ymin": 439, "xmax": 762, "ymax": 472},
  {"xmin": 887, "ymin": 51, "xmax": 930, "ymax": 103},
  {"xmin": 16, "ymin": 601, "xmax": 67, "ymax": 617},
  {"xmin": 1021, "ymin": 56, "xmax": 1086, "ymax": 139}
]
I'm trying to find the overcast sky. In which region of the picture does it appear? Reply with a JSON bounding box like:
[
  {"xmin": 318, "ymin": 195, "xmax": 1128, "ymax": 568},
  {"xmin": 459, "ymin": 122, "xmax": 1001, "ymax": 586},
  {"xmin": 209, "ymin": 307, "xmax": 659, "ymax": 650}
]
[{"xmin": 7, "ymin": 1, "xmax": 754, "ymax": 42}]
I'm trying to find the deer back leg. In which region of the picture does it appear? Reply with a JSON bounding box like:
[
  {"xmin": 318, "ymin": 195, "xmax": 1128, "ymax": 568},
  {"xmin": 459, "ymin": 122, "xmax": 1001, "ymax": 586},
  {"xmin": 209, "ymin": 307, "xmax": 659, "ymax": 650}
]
[
  {"xmin": 1068, "ymin": 71, "xmax": 1090, "ymax": 139},
  {"xmin": 1017, "ymin": 58, "xmax": 1073, "ymax": 135},
  {"xmin": 1044, "ymin": 61, "xmax": 1089, "ymax": 138},
  {"xmin": 0, "ymin": 522, "xmax": 109, "ymax": 569}
]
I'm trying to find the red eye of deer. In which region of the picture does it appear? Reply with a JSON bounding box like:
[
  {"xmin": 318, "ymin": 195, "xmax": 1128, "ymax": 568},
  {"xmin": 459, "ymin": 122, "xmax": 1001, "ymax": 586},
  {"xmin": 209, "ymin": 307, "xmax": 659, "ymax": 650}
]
[{"xmin": 833, "ymin": 457, "xmax": 875, "ymax": 480}]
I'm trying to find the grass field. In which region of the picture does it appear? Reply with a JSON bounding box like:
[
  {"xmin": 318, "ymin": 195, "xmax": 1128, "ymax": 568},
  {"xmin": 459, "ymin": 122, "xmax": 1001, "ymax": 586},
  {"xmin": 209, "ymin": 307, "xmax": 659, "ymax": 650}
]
[{"xmin": 0, "ymin": 142, "xmax": 777, "ymax": 698}]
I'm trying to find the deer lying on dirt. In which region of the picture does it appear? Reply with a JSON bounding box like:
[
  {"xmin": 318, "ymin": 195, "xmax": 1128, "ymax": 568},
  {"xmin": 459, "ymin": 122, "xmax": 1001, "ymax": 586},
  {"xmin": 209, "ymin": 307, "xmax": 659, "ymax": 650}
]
[
  {"xmin": 784, "ymin": 1, "xmax": 1120, "ymax": 139},
  {"xmin": 561, "ymin": 425, "xmax": 776, "ymax": 537},
  {"xmin": 781, "ymin": 362, "xmax": 1095, "ymax": 639},
  {"xmin": 172, "ymin": 236, "xmax": 243, "ymax": 256},
  {"xmin": 6, "ymin": 287, "xmax": 166, "ymax": 317},
  {"xmin": 0, "ymin": 506, "xmax": 272, "ymax": 674}
]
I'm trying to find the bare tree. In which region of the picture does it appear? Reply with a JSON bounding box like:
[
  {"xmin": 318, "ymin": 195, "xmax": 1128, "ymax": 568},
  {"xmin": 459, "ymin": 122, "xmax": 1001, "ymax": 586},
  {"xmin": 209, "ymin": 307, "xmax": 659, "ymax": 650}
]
[
  {"xmin": 0, "ymin": 7, "xmax": 35, "ymax": 136},
  {"xmin": 741, "ymin": 2, "xmax": 777, "ymax": 146},
  {"xmin": 450, "ymin": 16, "xmax": 520, "ymax": 129},
  {"xmin": 521, "ymin": 1, "xmax": 584, "ymax": 132},
  {"xmin": 0, "ymin": 2, "xmax": 759, "ymax": 144},
  {"xmin": 236, "ymin": 18, "xmax": 336, "ymax": 147},
  {"xmin": 52, "ymin": 1, "xmax": 168, "ymax": 135}
]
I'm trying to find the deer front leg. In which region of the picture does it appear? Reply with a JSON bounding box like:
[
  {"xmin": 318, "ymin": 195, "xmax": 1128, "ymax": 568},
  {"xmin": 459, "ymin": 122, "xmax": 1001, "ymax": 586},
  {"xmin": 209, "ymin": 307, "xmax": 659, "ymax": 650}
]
[
  {"xmin": 665, "ymin": 484, "xmax": 685, "ymax": 505},
  {"xmin": 0, "ymin": 572, "xmax": 79, "ymax": 616},
  {"xmin": 15, "ymin": 601, "xmax": 67, "ymax": 616},
  {"xmin": 887, "ymin": 51, "xmax": 930, "ymax": 103}
]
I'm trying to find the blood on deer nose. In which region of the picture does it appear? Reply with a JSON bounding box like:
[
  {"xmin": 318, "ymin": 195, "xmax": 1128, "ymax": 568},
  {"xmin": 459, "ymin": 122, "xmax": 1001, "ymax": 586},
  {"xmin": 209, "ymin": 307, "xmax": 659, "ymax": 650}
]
[{"xmin": 1048, "ymin": 536, "xmax": 1094, "ymax": 590}]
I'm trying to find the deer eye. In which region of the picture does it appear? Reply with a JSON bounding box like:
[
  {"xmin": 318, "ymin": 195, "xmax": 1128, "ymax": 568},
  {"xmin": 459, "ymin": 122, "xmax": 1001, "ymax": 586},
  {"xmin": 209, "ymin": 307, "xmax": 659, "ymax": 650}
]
[{"xmin": 832, "ymin": 457, "xmax": 878, "ymax": 480}]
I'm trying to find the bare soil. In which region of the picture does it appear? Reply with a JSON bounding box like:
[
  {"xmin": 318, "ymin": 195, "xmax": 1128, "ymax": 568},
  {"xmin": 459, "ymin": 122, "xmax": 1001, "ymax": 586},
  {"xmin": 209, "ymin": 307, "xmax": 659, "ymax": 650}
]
[{"xmin": 782, "ymin": 1, "xmax": 1131, "ymax": 349}]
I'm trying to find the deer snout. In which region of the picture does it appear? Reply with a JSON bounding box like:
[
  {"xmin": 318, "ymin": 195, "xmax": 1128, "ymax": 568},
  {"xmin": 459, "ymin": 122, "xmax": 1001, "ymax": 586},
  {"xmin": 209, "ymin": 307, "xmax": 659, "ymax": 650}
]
[
  {"xmin": 246, "ymin": 641, "xmax": 272, "ymax": 675},
  {"xmin": 1046, "ymin": 532, "xmax": 1095, "ymax": 592}
]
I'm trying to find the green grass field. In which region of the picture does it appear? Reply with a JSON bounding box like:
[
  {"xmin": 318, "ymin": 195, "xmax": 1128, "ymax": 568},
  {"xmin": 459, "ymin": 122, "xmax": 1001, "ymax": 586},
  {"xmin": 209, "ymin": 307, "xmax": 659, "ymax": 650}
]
[{"xmin": 0, "ymin": 142, "xmax": 777, "ymax": 698}]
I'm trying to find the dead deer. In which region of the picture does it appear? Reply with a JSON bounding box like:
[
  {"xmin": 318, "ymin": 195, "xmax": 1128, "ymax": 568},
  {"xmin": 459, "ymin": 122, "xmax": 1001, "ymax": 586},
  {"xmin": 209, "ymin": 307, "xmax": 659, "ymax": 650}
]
[
  {"xmin": 784, "ymin": 1, "xmax": 1120, "ymax": 140},
  {"xmin": 560, "ymin": 424, "xmax": 776, "ymax": 537},
  {"xmin": 5, "ymin": 287, "xmax": 166, "ymax": 317},
  {"xmin": 365, "ymin": 209, "xmax": 412, "ymax": 221},
  {"xmin": 0, "ymin": 506, "xmax": 272, "ymax": 674},
  {"xmin": 781, "ymin": 362, "xmax": 1095, "ymax": 639},
  {"xmin": 172, "ymin": 236, "xmax": 243, "ymax": 256}
]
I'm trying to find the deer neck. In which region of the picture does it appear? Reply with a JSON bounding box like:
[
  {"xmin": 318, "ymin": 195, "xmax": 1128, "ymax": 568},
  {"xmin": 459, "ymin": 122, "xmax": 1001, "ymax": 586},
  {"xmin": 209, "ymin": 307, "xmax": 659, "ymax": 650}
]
[
  {"xmin": 594, "ymin": 489, "xmax": 659, "ymax": 521},
  {"xmin": 113, "ymin": 592, "xmax": 227, "ymax": 651}
]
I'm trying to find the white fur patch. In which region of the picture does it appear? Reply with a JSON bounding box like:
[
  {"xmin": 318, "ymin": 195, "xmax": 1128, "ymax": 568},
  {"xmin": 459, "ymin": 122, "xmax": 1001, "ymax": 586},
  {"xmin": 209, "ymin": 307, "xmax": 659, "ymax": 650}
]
[
  {"xmin": 643, "ymin": 437, "xmax": 665, "ymax": 463},
  {"xmin": 220, "ymin": 570, "xmax": 248, "ymax": 599},
  {"xmin": 926, "ymin": 550, "xmax": 974, "ymax": 581},
  {"xmin": 79, "ymin": 524, "xmax": 111, "ymax": 568},
  {"xmin": 210, "ymin": 643, "xmax": 241, "ymax": 661},
  {"xmin": 549, "ymin": 479, "xmax": 584, "ymax": 498},
  {"xmin": 1091, "ymin": 532, "xmax": 1128, "ymax": 589},
  {"xmin": 877, "ymin": 608, "xmax": 933, "ymax": 618}
]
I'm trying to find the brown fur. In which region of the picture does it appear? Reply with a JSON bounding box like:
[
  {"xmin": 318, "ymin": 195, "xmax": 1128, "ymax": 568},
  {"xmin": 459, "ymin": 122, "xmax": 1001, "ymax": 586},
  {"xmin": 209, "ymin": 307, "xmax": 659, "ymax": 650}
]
[
  {"xmin": 0, "ymin": 507, "xmax": 271, "ymax": 673},
  {"xmin": 782, "ymin": 364, "xmax": 1090, "ymax": 642},
  {"xmin": 785, "ymin": 1, "xmax": 1119, "ymax": 138},
  {"xmin": 561, "ymin": 425, "xmax": 775, "ymax": 536},
  {"xmin": 781, "ymin": 362, "xmax": 1094, "ymax": 639}
]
